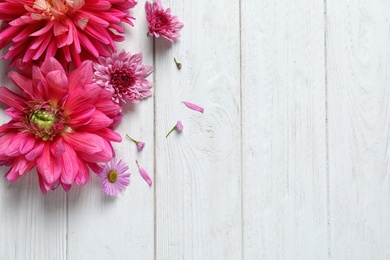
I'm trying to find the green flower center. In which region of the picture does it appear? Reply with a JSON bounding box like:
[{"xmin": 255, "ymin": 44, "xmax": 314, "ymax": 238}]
[
  {"xmin": 26, "ymin": 103, "xmax": 66, "ymax": 141},
  {"xmin": 108, "ymin": 170, "xmax": 118, "ymax": 183},
  {"xmin": 30, "ymin": 109, "xmax": 56, "ymax": 131}
]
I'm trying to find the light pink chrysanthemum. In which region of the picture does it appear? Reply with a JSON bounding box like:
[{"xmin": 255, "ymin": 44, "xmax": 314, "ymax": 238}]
[
  {"xmin": 94, "ymin": 50, "xmax": 154, "ymax": 104},
  {"xmin": 98, "ymin": 158, "xmax": 130, "ymax": 196},
  {"xmin": 0, "ymin": 0, "xmax": 136, "ymax": 69},
  {"xmin": 0, "ymin": 57, "xmax": 122, "ymax": 194},
  {"xmin": 145, "ymin": 0, "xmax": 183, "ymax": 42}
]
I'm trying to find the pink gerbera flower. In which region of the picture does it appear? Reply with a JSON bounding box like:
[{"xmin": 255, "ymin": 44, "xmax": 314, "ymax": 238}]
[
  {"xmin": 98, "ymin": 158, "xmax": 130, "ymax": 196},
  {"xmin": 145, "ymin": 0, "xmax": 183, "ymax": 42},
  {"xmin": 93, "ymin": 50, "xmax": 154, "ymax": 104},
  {"xmin": 0, "ymin": 0, "xmax": 137, "ymax": 69},
  {"xmin": 0, "ymin": 57, "xmax": 122, "ymax": 194}
]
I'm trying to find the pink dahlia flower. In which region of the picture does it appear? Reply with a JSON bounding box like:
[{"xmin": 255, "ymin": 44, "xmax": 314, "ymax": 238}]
[
  {"xmin": 145, "ymin": 0, "xmax": 183, "ymax": 42},
  {"xmin": 0, "ymin": 0, "xmax": 136, "ymax": 69},
  {"xmin": 0, "ymin": 57, "xmax": 122, "ymax": 194},
  {"xmin": 93, "ymin": 50, "xmax": 154, "ymax": 104},
  {"xmin": 98, "ymin": 158, "xmax": 130, "ymax": 196}
]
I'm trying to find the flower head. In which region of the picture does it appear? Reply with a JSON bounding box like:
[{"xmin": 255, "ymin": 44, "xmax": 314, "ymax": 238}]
[
  {"xmin": 98, "ymin": 158, "xmax": 130, "ymax": 196},
  {"xmin": 0, "ymin": 0, "xmax": 137, "ymax": 69},
  {"xmin": 166, "ymin": 120, "xmax": 183, "ymax": 138},
  {"xmin": 126, "ymin": 134, "xmax": 145, "ymax": 151},
  {"xmin": 0, "ymin": 57, "xmax": 122, "ymax": 194},
  {"xmin": 94, "ymin": 50, "xmax": 154, "ymax": 104},
  {"xmin": 145, "ymin": 0, "xmax": 183, "ymax": 42},
  {"xmin": 137, "ymin": 141, "xmax": 146, "ymax": 151}
]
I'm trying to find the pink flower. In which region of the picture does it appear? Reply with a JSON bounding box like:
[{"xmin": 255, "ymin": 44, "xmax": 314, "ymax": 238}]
[
  {"xmin": 0, "ymin": 0, "xmax": 136, "ymax": 69},
  {"xmin": 94, "ymin": 50, "xmax": 154, "ymax": 104},
  {"xmin": 183, "ymin": 101, "xmax": 204, "ymax": 113},
  {"xmin": 145, "ymin": 0, "xmax": 183, "ymax": 42},
  {"xmin": 98, "ymin": 158, "xmax": 130, "ymax": 196},
  {"xmin": 126, "ymin": 134, "xmax": 145, "ymax": 151},
  {"xmin": 0, "ymin": 57, "xmax": 122, "ymax": 194},
  {"xmin": 166, "ymin": 120, "xmax": 183, "ymax": 138},
  {"xmin": 136, "ymin": 160, "xmax": 152, "ymax": 186}
]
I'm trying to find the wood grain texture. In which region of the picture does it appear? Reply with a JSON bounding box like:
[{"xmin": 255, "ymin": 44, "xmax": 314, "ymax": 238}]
[
  {"xmin": 327, "ymin": 0, "xmax": 390, "ymax": 258},
  {"xmin": 241, "ymin": 0, "xmax": 328, "ymax": 259},
  {"xmin": 66, "ymin": 2, "xmax": 155, "ymax": 259},
  {"xmin": 154, "ymin": 0, "xmax": 241, "ymax": 259},
  {"xmin": 1, "ymin": 0, "xmax": 390, "ymax": 259}
]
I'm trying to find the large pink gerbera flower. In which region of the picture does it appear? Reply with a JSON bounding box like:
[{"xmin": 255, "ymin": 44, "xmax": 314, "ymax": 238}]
[
  {"xmin": 93, "ymin": 50, "xmax": 154, "ymax": 104},
  {"xmin": 145, "ymin": 0, "xmax": 183, "ymax": 42},
  {"xmin": 0, "ymin": 57, "xmax": 122, "ymax": 194},
  {"xmin": 0, "ymin": 0, "xmax": 136, "ymax": 69}
]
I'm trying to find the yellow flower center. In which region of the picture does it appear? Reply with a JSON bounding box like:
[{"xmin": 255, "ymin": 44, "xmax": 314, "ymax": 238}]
[{"xmin": 108, "ymin": 170, "xmax": 118, "ymax": 183}]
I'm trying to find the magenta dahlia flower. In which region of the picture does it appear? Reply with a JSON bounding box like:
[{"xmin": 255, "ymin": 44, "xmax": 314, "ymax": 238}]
[
  {"xmin": 93, "ymin": 50, "xmax": 154, "ymax": 104},
  {"xmin": 0, "ymin": 0, "xmax": 136, "ymax": 69},
  {"xmin": 98, "ymin": 158, "xmax": 130, "ymax": 196},
  {"xmin": 0, "ymin": 57, "xmax": 122, "ymax": 194},
  {"xmin": 145, "ymin": 0, "xmax": 183, "ymax": 42}
]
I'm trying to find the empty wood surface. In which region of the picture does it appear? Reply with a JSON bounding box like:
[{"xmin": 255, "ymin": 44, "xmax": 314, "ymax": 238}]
[{"xmin": 0, "ymin": 0, "xmax": 389, "ymax": 259}]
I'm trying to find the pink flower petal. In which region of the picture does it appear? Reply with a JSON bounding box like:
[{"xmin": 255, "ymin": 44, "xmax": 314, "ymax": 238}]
[
  {"xmin": 75, "ymin": 159, "xmax": 90, "ymax": 186},
  {"xmin": 183, "ymin": 101, "xmax": 204, "ymax": 113},
  {"xmin": 64, "ymin": 132, "xmax": 105, "ymax": 155},
  {"xmin": 136, "ymin": 160, "xmax": 152, "ymax": 186}
]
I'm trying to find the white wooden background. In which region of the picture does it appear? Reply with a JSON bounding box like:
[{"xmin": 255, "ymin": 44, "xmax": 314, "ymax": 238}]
[{"xmin": 0, "ymin": 0, "xmax": 389, "ymax": 259}]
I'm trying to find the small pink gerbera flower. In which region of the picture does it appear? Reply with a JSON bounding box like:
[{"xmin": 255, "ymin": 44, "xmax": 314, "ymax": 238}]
[
  {"xmin": 0, "ymin": 0, "xmax": 137, "ymax": 69},
  {"xmin": 98, "ymin": 158, "xmax": 130, "ymax": 196},
  {"xmin": 145, "ymin": 0, "xmax": 183, "ymax": 42},
  {"xmin": 0, "ymin": 57, "xmax": 122, "ymax": 194},
  {"xmin": 94, "ymin": 50, "xmax": 154, "ymax": 104}
]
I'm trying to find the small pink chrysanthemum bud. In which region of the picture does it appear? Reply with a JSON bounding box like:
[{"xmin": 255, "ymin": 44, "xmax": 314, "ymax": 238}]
[
  {"xmin": 176, "ymin": 121, "xmax": 184, "ymax": 131},
  {"xmin": 136, "ymin": 160, "xmax": 152, "ymax": 186},
  {"xmin": 126, "ymin": 134, "xmax": 145, "ymax": 151},
  {"xmin": 166, "ymin": 120, "xmax": 184, "ymax": 138},
  {"xmin": 174, "ymin": 58, "xmax": 182, "ymax": 69},
  {"xmin": 137, "ymin": 142, "xmax": 145, "ymax": 151}
]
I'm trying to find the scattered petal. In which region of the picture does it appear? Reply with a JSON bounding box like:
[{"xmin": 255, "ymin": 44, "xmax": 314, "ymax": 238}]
[
  {"xmin": 136, "ymin": 160, "xmax": 152, "ymax": 186},
  {"xmin": 183, "ymin": 101, "xmax": 204, "ymax": 113}
]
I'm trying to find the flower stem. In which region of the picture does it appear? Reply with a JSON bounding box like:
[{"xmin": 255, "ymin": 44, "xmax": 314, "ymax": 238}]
[
  {"xmin": 174, "ymin": 57, "xmax": 182, "ymax": 69},
  {"xmin": 165, "ymin": 126, "xmax": 176, "ymax": 138},
  {"xmin": 126, "ymin": 134, "xmax": 137, "ymax": 144}
]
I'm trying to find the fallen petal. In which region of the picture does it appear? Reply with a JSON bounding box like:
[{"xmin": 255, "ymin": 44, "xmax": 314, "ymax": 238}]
[
  {"xmin": 136, "ymin": 160, "xmax": 152, "ymax": 186},
  {"xmin": 183, "ymin": 101, "xmax": 204, "ymax": 113}
]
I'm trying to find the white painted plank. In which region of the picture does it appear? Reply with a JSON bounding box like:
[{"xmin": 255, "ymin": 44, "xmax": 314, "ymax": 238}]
[
  {"xmin": 327, "ymin": 1, "xmax": 390, "ymax": 258},
  {"xmin": 67, "ymin": 2, "xmax": 155, "ymax": 259},
  {"xmin": 154, "ymin": 0, "xmax": 241, "ymax": 259},
  {"xmin": 241, "ymin": 1, "xmax": 328, "ymax": 259}
]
